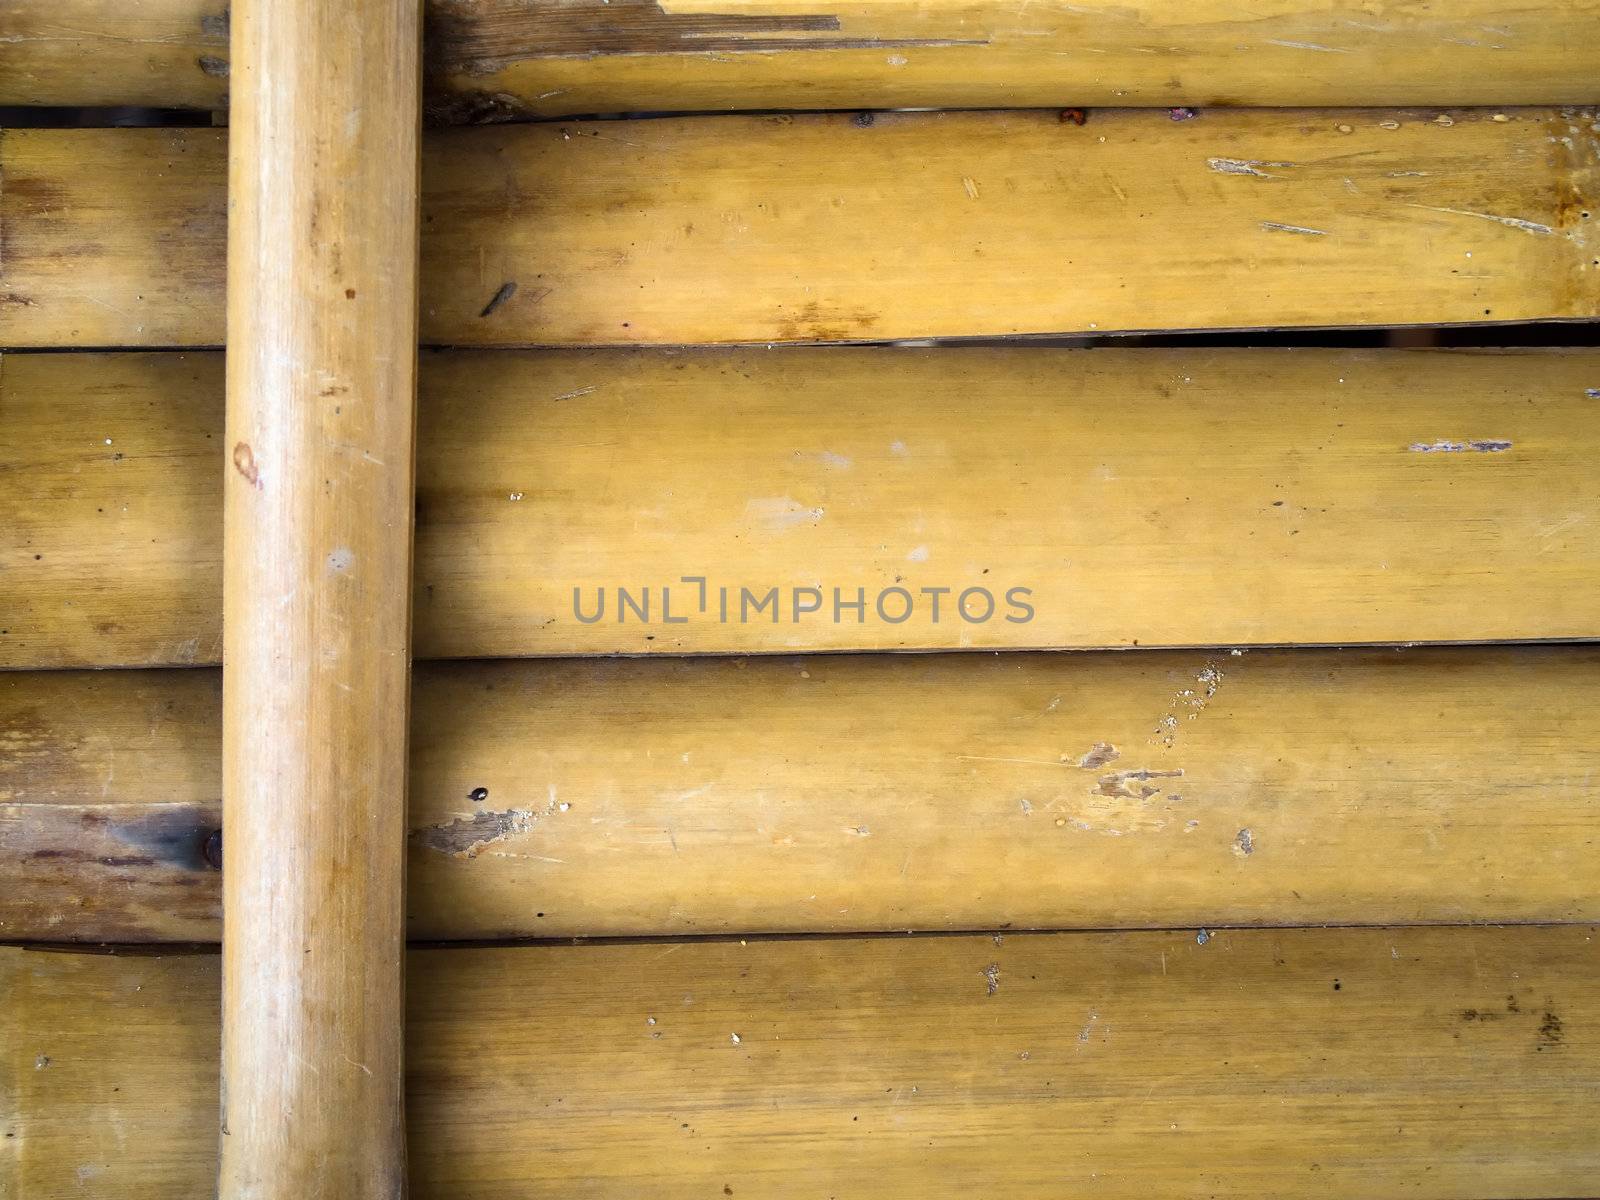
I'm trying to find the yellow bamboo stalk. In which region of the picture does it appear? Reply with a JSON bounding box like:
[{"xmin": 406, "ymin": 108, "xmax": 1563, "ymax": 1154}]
[
  {"xmin": 5, "ymin": 928, "xmax": 1597, "ymax": 1197},
  {"xmin": 2, "ymin": 109, "xmax": 1596, "ymax": 349},
  {"xmin": 220, "ymin": 0, "xmax": 420, "ymax": 1195},
  {"xmin": 3, "ymin": 348, "xmax": 1599, "ymax": 667},
  {"xmin": 3, "ymin": 647, "xmax": 1600, "ymax": 943},
  {"xmin": 4, "ymin": 0, "xmax": 1600, "ymax": 112}
]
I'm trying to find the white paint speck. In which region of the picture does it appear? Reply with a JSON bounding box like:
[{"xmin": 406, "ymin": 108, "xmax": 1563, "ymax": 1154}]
[
  {"xmin": 746, "ymin": 496, "xmax": 826, "ymax": 531},
  {"xmin": 795, "ymin": 450, "xmax": 853, "ymax": 470},
  {"xmin": 1407, "ymin": 203, "xmax": 1552, "ymax": 236},
  {"xmin": 1265, "ymin": 38, "xmax": 1349, "ymax": 52},
  {"xmin": 1261, "ymin": 221, "xmax": 1331, "ymax": 236},
  {"xmin": 1409, "ymin": 439, "xmax": 1512, "ymax": 453}
]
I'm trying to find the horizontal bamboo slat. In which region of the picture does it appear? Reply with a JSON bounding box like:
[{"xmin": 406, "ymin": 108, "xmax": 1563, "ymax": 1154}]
[
  {"xmin": 0, "ymin": 0, "xmax": 228, "ymax": 110},
  {"xmin": 2, "ymin": 110, "xmax": 1597, "ymax": 349},
  {"xmin": 4, "ymin": 927, "xmax": 1597, "ymax": 1197},
  {"xmin": 5, "ymin": 1, "xmax": 1600, "ymax": 114},
  {"xmin": 4, "ymin": 348, "xmax": 1599, "ymax": 667},
  {"xmin": 4, "ymin": 645, "xmax": 1599, "ymax": 942}
]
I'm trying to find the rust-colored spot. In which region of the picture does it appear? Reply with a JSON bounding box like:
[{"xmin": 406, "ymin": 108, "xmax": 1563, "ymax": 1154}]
[
  {"xmin": 772, "ymin": 299, "xmax": 881, "ymax": 343},
  {"xmin": 232, "ymin": 441, "xmax": 260, "ymax": 488}
]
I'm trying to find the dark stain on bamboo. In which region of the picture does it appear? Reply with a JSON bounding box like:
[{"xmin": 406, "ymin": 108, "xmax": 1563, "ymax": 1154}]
[
  {"xmin": 1077, "ymin": 742, "xmax": 1120, "ymax": 770},
  {"xmin": 479, "ymin": 281, "xmax": 518, "ymax": 318},
  {"xmin": 426, "ymin": 0, "xmax": 986, "ymax": 77},
  {"xmin": 1095, "ymin": 768, "xmax": 1185, "ymax": 800},
  {"xmin": 424, "ymin": 90, "xmax": 541, "ymax": 125},
  {"xmin": 200, "ymin": 6, "xmax": 231, "ymax": 42},
  {"xmin": 3, "ymin": 801, "xmax": 222, "ymax": 942},
  {"xmin": 81, "ymin": 804, "xmax": 219, "ymax": 873}
]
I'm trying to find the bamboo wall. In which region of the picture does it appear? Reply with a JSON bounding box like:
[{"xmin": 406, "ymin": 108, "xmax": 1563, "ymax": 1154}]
[{"xmin": 2, "ymin": 2, "xmax": 1599, "ymax": 1196}]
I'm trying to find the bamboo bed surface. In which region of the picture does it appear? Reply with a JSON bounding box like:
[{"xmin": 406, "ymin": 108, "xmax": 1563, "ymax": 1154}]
[
  {"xmin": 4, "ymin": 927, "xmax": 1597, "ymax": 1198},
  {"xmin": 4, "ymin": 347, "xmax": 1599, "ymax": 667},
  {"xmin": 2, "ymin": 109, "xmax": 1598, "ymax": 349},
  {"xmin": 3, "ymin": 646, "xmax": 1600, "ymax": 943},
  {"xmin": 5, "ymin": 0, "xmax": 1600, "ymax": 114}
]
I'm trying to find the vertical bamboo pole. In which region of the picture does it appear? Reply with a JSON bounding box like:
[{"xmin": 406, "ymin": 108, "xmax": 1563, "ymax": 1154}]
[{"xmin": 220, "ymin": 2, "xmax": 420, "ymax": 1196}]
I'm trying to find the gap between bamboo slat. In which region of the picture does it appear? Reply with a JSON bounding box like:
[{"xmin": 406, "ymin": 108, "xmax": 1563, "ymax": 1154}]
[
  {"xmin": 4, "ymin": 0, "xmax": 1600, "ymax": 113},
  {"xmin": 3, "ymin": 926, "xmax": 1596, "ymax": 1198},
  {"xmin": 1, "ymin": 109, "xmax": 1596, "ymax": 349},
  {"xmin": 3, "ymin": 644, "xmax": 1598, "ymax": 942},
  {"xmin": 3, "ymin": 347, "xmax": 1599, "ymax": 666}
]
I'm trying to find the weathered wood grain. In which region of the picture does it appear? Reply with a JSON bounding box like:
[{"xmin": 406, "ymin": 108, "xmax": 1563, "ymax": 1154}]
[
  {"xmin": 2, "ymin": 109, "xmax": 1596, "ymax": 348},
  {"xmin": 6, "ymin": 1, "xmax": 1600, "ymax": 114},
  {"xmin": 4, "ymin": 347, "xmax": 1599, "ymax": 667},
  {"xmin": 4, "ymin": 927, "xmax": 1597, "ymax": 1197},
  {"xmin": 4, "ymin": 646, "xmax": 1599, "ymax": 942}
]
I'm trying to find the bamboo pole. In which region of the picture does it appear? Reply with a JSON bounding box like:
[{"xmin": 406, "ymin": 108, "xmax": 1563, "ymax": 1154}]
[
  {"xmin": 4, "ymin": 111, "xmax": 1598, "ymax": 351},
  {"xmin": 6, "ymin": 0, "xmax": 1600, "ymax": 113},
  {"xmin": 220, "ymin": 1, "xmax": 420, "ymax": 1196},
  {"xmin": 5, "ymin": 348, "xmax": 1600, "ymax": 668},
  {"xmin": 7, "ymin": 927, "xmax": 1600, "ymax": 1198},
  {"xmin": 5, "ymin": 647, "xmax": 1600, "ymax": 943}
]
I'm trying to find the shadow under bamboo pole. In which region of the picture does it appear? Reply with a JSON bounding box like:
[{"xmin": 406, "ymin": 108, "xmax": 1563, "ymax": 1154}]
[{"xmin": 220, "ymin": 2, "xmax": 421, "ymax": 1196}]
